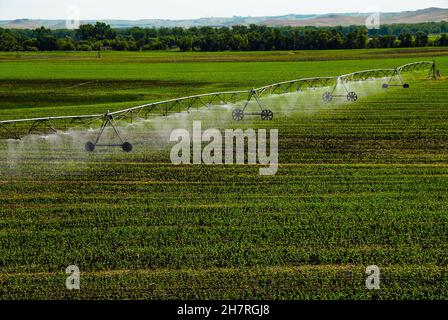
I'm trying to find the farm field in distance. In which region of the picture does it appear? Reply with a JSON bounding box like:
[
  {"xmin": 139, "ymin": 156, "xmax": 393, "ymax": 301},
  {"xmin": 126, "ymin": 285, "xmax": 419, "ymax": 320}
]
[{"xmin": 0, "ymin": 47, "xmax": 448, "ymax": 299}]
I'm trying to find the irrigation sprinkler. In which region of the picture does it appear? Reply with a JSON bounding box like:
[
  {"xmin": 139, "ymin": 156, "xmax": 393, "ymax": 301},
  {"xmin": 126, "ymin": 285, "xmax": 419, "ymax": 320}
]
[
  {"xmin": 322, "ymin": 90, "xmax": 358, "ymax": 102},
  {"xmin": 0, "ymin": 61, "xmax": 440, "ymax": 152},
  {"xmin": 382, "ymin": 69, "xmax": 410, "ymax": 89},
  {"xmin": 382, "ymin": 61, "xmax": 439, "ymax": 89},
  {"xmin": 0, "ymin": 114, "xmax": 102, "ymax": 141},
  {"xmin": 84, "ymin": 112, "xmax": 133, "ymax": 152},
  {"xmin": 232, "ymin": 89, "xmax": 274, "ymax": 121},
  {"xmin": 323, "ymin": 68, "xmax": 406, "ymax": 102},
  {"xmin": 321, "ymin": 76, "xmax": 359, "ymax": 103}
]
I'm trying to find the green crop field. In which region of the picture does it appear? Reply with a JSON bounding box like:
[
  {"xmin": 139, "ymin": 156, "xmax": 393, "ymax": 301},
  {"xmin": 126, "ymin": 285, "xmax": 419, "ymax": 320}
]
[{"xmin": 1, "ymin": 48, "xmax": 448, "ymax": 300}]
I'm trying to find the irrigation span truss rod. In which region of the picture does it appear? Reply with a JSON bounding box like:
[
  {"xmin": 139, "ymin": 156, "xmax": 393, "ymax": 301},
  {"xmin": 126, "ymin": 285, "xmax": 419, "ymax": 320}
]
[{"xmin": 0, "ymin": 61, "xmax": 439, "ymax": 152}]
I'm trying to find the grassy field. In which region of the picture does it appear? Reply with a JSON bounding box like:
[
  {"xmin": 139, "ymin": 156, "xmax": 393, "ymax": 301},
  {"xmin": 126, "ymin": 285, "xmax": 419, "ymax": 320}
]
[{"xmin": 1, "ymin": 48, "xmax": 448, "ymax": 299}]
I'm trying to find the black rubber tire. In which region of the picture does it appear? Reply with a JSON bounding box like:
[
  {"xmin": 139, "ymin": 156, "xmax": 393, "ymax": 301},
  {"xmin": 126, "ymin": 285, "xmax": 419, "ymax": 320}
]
[
  {"xmin": 85, "ymin": 141, "xmax": 95, "ymax": 152},
  {"xmin": 261, "ymin": 109, "xmax": 274, "ymax": 121},
  {"xmin": 122, "ymin": 142, "xmax": 133, "ymax": 153},
  {"xmin": 382, "ymin": 84, "xmax": 389, "ymax": 89},
  {"xmin": 403, "ymin": 83, "xmax": 410, "ymax": 89},
  {"xmin": 322, "ymin": 92, "xmax": 333, "ymax": 102},
  {"xmin": 347, "ymin": 92, "xmax": 358, "ymax": 102},
  {"xmin": 232, "ymin": 109, "xmax": 244, "ymax": 121}
]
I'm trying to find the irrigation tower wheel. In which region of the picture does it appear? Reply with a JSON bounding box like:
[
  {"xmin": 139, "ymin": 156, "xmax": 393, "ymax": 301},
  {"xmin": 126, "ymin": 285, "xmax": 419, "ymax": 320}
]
[
  {"xmin": 261, "ymin": 109, "xmax": 274, "ymax": 121},
  {"xmin": 322, "ymin": 92, "xmax": 333, "ymax": 102},
  {"xmin": 347, "ymin": 92, "xmax": 358, "ymax": 102},
  {"xmin": 232, "ymin": 109, "xmax": 244, "ymax": 121},
  {"xmin": 382, "ymin": 84, "xmax": 389, "ymax": 89},
  {"xmin": 403, "ymin": 83, "xmax": 410, "ymax": 88},
  {"xmin": 85, "ymin": 141, "xmax": 95, "ymax": 152},
  {"xmin": 122, "ymin": 142, "xmax": 133, "ymax": 153}
]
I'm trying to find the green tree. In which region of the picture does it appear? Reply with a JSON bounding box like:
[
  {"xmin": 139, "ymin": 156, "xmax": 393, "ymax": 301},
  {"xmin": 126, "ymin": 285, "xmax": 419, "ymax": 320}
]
[
  {"xmin": 398, "ymin": 33, "xmax": 413, "ymax": 47},
  {"xmin": 58, "ymin": 37, "xmax": 76, "ymax": 50},
  {"xmin": 0, "ymin": 30, "xmax": 20, "ymax": 51},
  {"xmin": 178, "ymin": 36, "xmax": 194, "ymax": 51},
  {"xmin": 438, "ymin": 34, "xmax": 448, "ymax": 46},
  {"xmin": 77, "ymin": 22, "xmax": 116, "ymax": 41},
  {"xmin": 76, "ymin": 24, "xmax": 95, "ymax": 40},
  {"xmin": 367, "ymin": 37, "xmax": 381, "ymax": 48},
  {"xmin": 328, "ymin": 30, "xmax": 344, "ymax": 49},
  {"xmin": 129, "ymin": 27, "xmax": 146, "ymax": 42},
  {"xmin": 378, "ymin": 35, "xmax": 397, "ymax": 48},
  {"xmin": 34, "ymin": 27, "xmax": 59, "ymax": 51},
  {"xmin": 414, "ymin": 31, "xmax": 429, "ymax": 47}
]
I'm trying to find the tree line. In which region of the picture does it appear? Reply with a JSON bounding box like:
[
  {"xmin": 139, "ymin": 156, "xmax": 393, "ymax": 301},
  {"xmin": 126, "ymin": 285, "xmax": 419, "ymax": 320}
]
[{"xmin": 0, "ymin": 22, "xmax": 447, "ymax": 52}]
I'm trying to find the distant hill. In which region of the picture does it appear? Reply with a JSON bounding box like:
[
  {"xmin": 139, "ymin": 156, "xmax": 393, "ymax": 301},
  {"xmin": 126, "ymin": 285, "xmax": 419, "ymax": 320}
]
[
  {"xmin": 0, "ymin": 7, "xmax": 447, "ymax": 29},
  {"xmin": 264, "ymin": 7, "xmax": 448, "ymax": 27}
]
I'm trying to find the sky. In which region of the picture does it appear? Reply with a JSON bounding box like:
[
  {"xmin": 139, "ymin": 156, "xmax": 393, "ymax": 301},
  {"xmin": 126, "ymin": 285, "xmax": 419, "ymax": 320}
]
[{"xmin": 0, "ymin": 0, "xmax": 447, "ymax": 20}]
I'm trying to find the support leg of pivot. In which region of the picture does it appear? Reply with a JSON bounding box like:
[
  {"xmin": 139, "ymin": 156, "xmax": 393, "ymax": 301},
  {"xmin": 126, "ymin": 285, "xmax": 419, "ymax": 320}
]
[
  {"xmin": 85, "ymin": 113, "xmax": 133, "ymax": 152},
  {"xmin": 383, "ymin": 70, "xmax": 409, "ymax": 89},
  {"xmin": 232, "ymin": 89, "xmax": 274, "ymax": 121}
]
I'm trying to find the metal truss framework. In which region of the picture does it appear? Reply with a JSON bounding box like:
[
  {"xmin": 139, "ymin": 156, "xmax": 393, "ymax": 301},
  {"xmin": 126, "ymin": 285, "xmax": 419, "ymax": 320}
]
[{"xmin": 0, "ymin": 61, "xmax": 439, "ymax": 151}]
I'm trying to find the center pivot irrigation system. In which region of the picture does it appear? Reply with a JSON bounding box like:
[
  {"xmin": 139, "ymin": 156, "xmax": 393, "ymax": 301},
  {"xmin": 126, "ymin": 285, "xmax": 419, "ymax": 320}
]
[{"xmin": 0, "ymin": 61, "xmax": 439, "ymax": 152}]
